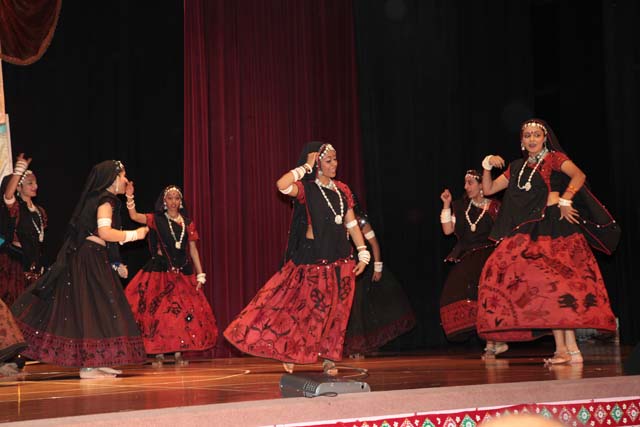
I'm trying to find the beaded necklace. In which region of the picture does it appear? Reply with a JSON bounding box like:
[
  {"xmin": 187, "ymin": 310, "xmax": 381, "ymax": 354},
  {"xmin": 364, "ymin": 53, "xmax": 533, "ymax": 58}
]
[
  {"xmin": 28, "ymin": 204, "xmax": 45, "ymax": 243},
  {"xmin": 315, "ymin": 178, "xmax": 344, "ymax": 224},
  {"xmin": 165, "ymin": 212, "xmax": 185, "ymax": 249},
  {"xmin": 465, "ymin": 198, "xmax": 488, "ymax": 232},
  {"xmin": 516, "ymin": 148, "xmax": 548, "ymax": 191}
]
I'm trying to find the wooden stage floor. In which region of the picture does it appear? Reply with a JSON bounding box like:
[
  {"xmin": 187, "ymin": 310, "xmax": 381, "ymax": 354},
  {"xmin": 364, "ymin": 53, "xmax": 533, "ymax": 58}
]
[{"xmin": 0, "ymin": 341, "xmax": 631, "ymax": 424}]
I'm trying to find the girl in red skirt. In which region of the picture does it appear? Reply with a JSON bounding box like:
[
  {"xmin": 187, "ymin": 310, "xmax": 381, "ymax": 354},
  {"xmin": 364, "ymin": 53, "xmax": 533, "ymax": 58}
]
[
  {"xmin": 124, "ymin": 184, "xmax": 218, "ymax": 366},
  {"xmin": 224, "ymin": 142, "xmax": 369, "ymax": 375},
  {"xmin": 478, "ymin": 119, "xmax": 619, "ymax": 365}
]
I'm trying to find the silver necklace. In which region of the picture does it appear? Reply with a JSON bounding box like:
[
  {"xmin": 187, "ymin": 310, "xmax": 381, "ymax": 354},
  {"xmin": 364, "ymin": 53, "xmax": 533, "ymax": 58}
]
[
  {"xmin": 465, "ymin": 199, "xmax": 488, "ymax": 232},
  {"xmin": 517, "ymin": 148, "xmax": 548, "ymax": 191},
  {"xmin": 315, "ymin": 178, "xmax": 344, "ymax": 224},
  {"xmin": 165, "ymin": 213, "xmax": 185, "ymax": 249},
  {"xmin": 29, "ymin": 205, "xmax": 45, "ymax": 243}
]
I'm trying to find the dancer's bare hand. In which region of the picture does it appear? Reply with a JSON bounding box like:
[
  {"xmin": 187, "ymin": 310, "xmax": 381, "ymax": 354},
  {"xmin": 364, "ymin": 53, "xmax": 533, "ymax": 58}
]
[
  {"xmin": 136, "ymin": 226, "xmax": 149, "ymax": 240},
  {"xmin": 16, "ymin": 153, "xmax": 33, "ymax": 167},
  {"xmin": 440, "ymin": 188, "xmax": 452, "ymax": 206},
  {"xmin": 306, "ymin": 151, "xmax": 318, "ymax": 167},
  {"xmin": 559, "ymin": 205, "xmax": 580, "ymax": 224},
  {"xmin": 353, "ymin": 261, "xmax": 367, "ymax": 276},
  {"xmin": 488, "ymin": 155, "xmax": 506, "ymax": 169},
  {"xmin": 372, "ymin": 271, "xmax": 382, "ymax": 282},
  {"xmin": 117, "ymin": 264, "xmax": 128, "ymax": 279},
  {"xmin": 125, "ymin": 181, "xmax": 135, "ymax": 198}
]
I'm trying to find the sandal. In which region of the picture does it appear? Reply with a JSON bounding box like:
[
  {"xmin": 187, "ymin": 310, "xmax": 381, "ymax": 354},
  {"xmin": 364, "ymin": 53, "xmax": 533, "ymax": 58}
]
[
  {"xmin": 282, "ymin": 362, "xmax": 294, "ymax": 373},
  {"xmin": 152, "ymin": 354, "xmax": 165, "ymax": 368},
  {"xmin": 97, "ymin": 367, "xmax": 122, "ymax": 375},
  {"xmin": 79, "ymin": 367, "xmax": 117, "ymax": 379},
  {"xmin": 544, "ymin": 351, "xmax": 572, "ymax": 366},
  {"xmin": 322, "ymin": 359, "xmax": 338, "ymax": 376},
  {"xmin": 174, "ymin": 352, "xmax": 189, "ymax": 367},
  {"xmin": 0, "ymin": 363, "xmax": 20, "ymax": 377}
]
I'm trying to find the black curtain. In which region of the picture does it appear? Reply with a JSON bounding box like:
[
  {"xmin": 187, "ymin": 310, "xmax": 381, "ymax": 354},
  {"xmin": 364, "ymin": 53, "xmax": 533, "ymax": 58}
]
[
  {"xmin": 3, "ymin": 1, "xmax": 183, "ymax": 281},
  {"xmin": 354, "ymin": 0, "xmax": 640, "ymax": 348}
]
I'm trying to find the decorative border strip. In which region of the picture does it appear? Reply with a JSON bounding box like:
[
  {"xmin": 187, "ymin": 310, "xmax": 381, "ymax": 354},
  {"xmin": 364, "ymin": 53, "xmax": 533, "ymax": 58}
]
[{"xmin": 271, "ymin": 396, "xmax": 640, "ymax": 427}]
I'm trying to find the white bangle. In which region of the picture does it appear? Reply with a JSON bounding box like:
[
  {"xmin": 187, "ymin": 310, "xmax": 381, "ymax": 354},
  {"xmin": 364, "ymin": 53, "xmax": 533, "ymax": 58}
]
[
  {"xmin": 13, "ymin": 160, "xmax": 28, "ymax": 176},
  {"xmin": 303, "ymin": 163, "xmax": 313, "ymax": 174},
  {"xmin": 364, "ymin": 230, "xmax": 375, "ymax": 240},
  {"xmin": 345, "ymin": 219, "xmax": 358, "ymax": 229},
  {"xmin": 3, "ymin": 195, "xmax": 16, "ymax": 205},
  {"xmin": 373, "ymin": 261, "xmax": 383, "ymax": 273},
  {"xmin": 279, "ymin": 184, "xmax": 294, "ymax": 195},
  {"xmin": 196, "ymin": 273, "xmax": 206, "ymax": 285},
  {"xmin": 440, "ymin": 208, "xmax": 452, "ymax": 223},
  {"xmin": 482, "ymin": 155, "xmax": 494, "ymax": 171},
  {"xmin": 97, "ymin": 218, "xmax": 112, "ymax": 228},
  {"xmin": 357, "ymin": 250, "xmax": 371, "ymax": 265},
  {"xmin": 290, "ymin": 166, "xmax": 306, "ymax": 182},
  {"xmin": 119, "ymin": 230, "xmax": 138, "ymax": 245},
  {"xmin": 558, "ymin": 198, "xmax": 573, "ymax": 207},
  {"xmin": 356, "ymin": 245, "xmax": 367, "ymax": 251}
]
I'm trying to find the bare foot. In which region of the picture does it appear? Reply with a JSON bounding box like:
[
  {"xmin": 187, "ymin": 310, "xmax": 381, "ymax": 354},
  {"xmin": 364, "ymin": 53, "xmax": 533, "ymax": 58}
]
[
  {"xmin": 568, "ymin": 350, "xmax": 583, "ymax": 364},
  {"xmin": 544, "ymin": 351, "xmax": 572, "ymax": 366},
  {"xmin": 282, "ymin": 362, "xmax": 294, "ymax": 373}
]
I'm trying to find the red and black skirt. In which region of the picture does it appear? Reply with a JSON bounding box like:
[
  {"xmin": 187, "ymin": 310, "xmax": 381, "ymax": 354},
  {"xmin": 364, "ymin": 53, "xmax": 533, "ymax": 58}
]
[
  {"xmin": 0, "ymin": 250, "xmax": 25, "ymax": 306},
  {"xmin": 477, "ymin": 205, "xmax": 617, "ymax": 342},
  {"xmin": 224, "ymin": 257, "xmax": 356, "ymax": 364},
  {"xmin": 125, "ymin": 257, "xmax": 218, "ymax": 354}
]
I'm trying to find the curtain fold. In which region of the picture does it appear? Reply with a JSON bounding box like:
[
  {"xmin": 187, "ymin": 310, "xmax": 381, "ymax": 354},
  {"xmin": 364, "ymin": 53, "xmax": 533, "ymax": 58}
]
[
  {"xmin": 184, "ymin": 0, "xmax": 364, "ymax": 356},
  {"xmin": 0, "ymin": 0, "xmax": 62, "ymax": 64}
]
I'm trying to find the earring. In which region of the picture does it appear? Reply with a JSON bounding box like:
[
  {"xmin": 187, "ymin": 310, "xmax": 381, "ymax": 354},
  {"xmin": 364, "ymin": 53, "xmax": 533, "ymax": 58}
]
[
  {"xmin": 317, "ymin": 170, "xmax": 323, "ymax": 176},
  {"xmin": 163, "ymin": 202, "xmax": 167, "ymax": 210},
  {"xmin": 179, "ymin": 202, "xmax": 183, "ymax": 209},
  {"xmin": 521, "ymin": 145, "xmax": 525, "ymax": 151}
]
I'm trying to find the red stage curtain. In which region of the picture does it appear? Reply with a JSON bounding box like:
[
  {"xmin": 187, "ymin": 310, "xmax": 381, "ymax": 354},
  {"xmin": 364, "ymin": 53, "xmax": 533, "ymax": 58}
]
[
  {"xmin": 0, "ymin": 0, "xmax": 62, "ymax": 64},
  {"xmin": 184, "ymin": 0, "xmax": 364, "ymax": 356}
]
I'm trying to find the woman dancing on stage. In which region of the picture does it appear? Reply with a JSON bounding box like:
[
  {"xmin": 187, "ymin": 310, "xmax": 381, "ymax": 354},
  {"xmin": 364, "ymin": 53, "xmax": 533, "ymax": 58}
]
[
  {"xmin": 439, "ymin": 170, "xmax": 506, "ymax": 358},
  {"xmin": 343, "ymin": 196, "xmax": 415, "ymax": 358},
  {"xmin": 1, "ymin": 154, "xmax": 48, "ymax": 306},
  {"xmin": 478, "ymin": 118, "xmax": 619, "ymax": 365},
  {"xmin": 124, "ymin": 184, "xmax": 218, "ymax": 366},
  {"xmin": 12, "ymin": 160, "xmax": 148, "ymax": 378},
  {"xmin": 224, "ymin": 142, "xmax": 369, "ymax": 375}
]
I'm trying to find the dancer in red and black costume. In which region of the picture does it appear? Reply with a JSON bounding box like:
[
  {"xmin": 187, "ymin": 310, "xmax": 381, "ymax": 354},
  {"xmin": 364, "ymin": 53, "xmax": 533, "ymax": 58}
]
[
  {"xmin": 478, "ymin": 118, "xmax": 620, "ymax": 365},
  {"xmin": 124, "ymin": 184, "xmax": 218, "ymax": 366},
  {"xmin": 12, "ymin": 160, "xmax": 148, "ymax": 378},
  {"xmin": 439, "ymin": 170, "xmax": 507, "ymax": 358},
  {"xmin": 1, "ymin": 153, "xmax": 47, "ymax": 306},
  {"xmin": 343, "ymin": 196, "xmax": 415, "ymax": 358},
  {"xmin": 224, "ymin": 142, "xmax": 369, "ymax": 375}
]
